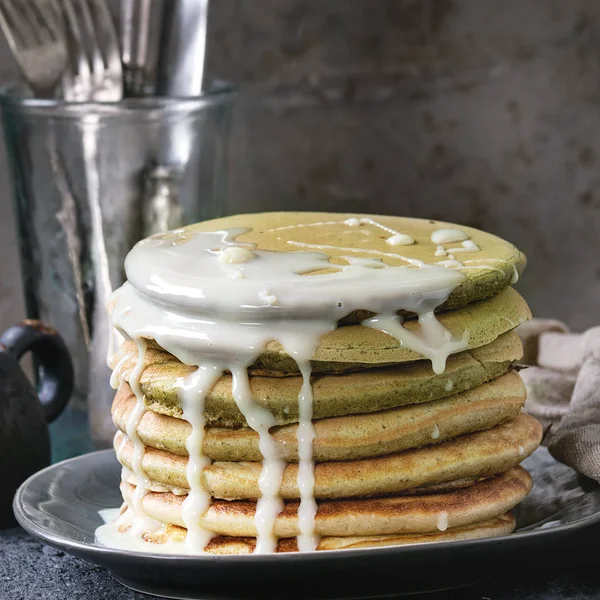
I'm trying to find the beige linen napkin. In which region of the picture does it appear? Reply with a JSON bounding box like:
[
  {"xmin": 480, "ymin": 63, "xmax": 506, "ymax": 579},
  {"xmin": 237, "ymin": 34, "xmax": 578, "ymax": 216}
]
[{"xmin": 518, "ymin": 319, "xmax": 600, "ymax": 482}]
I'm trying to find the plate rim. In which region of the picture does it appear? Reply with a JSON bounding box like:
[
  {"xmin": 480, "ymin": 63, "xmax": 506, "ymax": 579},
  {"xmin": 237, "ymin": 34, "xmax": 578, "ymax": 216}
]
[{"xmin": 13, "ymin": 449, "xmax": 600, "ymax": 565}]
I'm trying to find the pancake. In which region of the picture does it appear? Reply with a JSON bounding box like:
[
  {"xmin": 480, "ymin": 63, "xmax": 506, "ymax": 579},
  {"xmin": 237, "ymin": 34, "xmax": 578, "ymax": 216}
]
[
  {"xmin": 116, "ymin": 413, "xmax": 542, "ymax": 499},
  {"xmin": 117, "ymin": 287, "xmax": 530, "ymax": 377},
  {"xmin": 113, "ymin": 371, "xmax": 525, "ymax": 462},
  {"xmin": 117, "ymin": 514, "xmax": 517, "ymax": 552},
  {"xmin": 122, "ymin": 466, "xmax": 530, "ymax": 537},
  {"xmin": 115, "ymin": 330, "xmax": 523, "ymax": 424},
  {"xmin": 184, "ymin": 212, "xmax": 526, "ymax": 312},
  {"xmin": 122, "ymin": 472, "xmax": 487, "ymax": 497},
  {"xmin": 256, "ymin": 287, "xmax": 530, "ymax": 373}
]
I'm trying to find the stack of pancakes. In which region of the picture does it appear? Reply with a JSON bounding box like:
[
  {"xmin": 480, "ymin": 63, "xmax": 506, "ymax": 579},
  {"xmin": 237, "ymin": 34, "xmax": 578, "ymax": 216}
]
[{"xmin": 109, "ymin": 213, "xmax": 542, "ymax": 553}]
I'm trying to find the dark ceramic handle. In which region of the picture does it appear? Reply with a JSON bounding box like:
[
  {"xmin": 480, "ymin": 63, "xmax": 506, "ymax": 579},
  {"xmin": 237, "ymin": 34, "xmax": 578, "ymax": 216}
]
[{"xmin": 0, "ymin": 320, "xmax": 74, "ymax": 423}]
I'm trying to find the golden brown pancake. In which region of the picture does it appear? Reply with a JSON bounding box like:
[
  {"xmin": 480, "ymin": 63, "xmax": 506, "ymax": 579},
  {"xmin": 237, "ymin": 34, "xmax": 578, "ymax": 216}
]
[
  {"xmin": 121, "ymin": 466, "xmax": 530, "ymax": 537},
  {"xmin": 114, "ymin": 330, "xmax": 523, "ymax": 424},
  {"xmin": 113, "ymin": 371, "xmax": 525, "ymax": 462},
  {"xmin": 119, "ymin": 514, "xmax": 517, "ymax": 552},
  {"xmin": 185, "ymin": 212, "xmax": 526, "ymax": 312},
  {"xmin": 116, "ymin": 413, "xmax": 542, "ymax": 499}
]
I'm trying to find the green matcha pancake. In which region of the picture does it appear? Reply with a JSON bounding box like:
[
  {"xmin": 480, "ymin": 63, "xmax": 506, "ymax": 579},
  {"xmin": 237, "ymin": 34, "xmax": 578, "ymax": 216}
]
[
  {"xmin": 115, "ymin": 268, "xmax": 530, "ymax": 377},
  {"xmin": 116, "ymin": 413, "xmax": 542, "ymax": 500},
  {"xmin": 113, "ymin": 371, "xmax": 525, "ymax": 461},
  {"xmin": 253, "ymin": 287, "xmax": 530, "ymax": 372},
  {"xmin": 115, "ymin": 331, "xmax": 522, "ymax": 425},
  {"xmin": 183, "ymin": 212, "xmax": 526, "ymax": 312}
]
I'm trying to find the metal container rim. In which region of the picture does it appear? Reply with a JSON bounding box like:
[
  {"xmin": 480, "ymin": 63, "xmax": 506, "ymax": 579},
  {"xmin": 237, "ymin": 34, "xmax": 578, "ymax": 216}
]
[{"xmin": 0, "ymin": 81, "xmax": 237, "ymax": 118}]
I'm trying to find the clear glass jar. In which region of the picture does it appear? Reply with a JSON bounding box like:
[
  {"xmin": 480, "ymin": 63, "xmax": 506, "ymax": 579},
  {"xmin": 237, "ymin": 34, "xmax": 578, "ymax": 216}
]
[{"xmin": 0, "ymin": 83, "xmax": 236, "ymax": 456}]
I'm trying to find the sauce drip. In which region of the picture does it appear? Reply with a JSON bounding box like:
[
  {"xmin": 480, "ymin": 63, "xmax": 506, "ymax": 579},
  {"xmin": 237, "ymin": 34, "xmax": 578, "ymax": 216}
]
[
  {"xmin": 430, "ymin": 229, "xmax": 469, "ymax": 244},
  {"xmin": 268, "ymin": 217, "xmax": 415, "ymax": 247},
  {"xmin": 180, "ymin": 365, "xmax": 222, "ymax": 552},
  {"xmin": 437, "ymin": 511, "xmax": 449, "ymax": 531}
]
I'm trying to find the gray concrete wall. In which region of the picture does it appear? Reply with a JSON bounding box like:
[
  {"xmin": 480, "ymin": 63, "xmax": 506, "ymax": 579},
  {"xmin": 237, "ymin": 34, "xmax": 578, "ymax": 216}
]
[{"xmin": 1, "ymin": 0, "xmax": 600, "ymax": 332}]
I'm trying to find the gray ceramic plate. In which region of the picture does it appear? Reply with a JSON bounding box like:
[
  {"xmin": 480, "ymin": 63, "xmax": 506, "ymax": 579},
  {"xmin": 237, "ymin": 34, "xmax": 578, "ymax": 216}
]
[{"xmin": 13, "ymin": 449, "xmax": 600, "ymax": 600}]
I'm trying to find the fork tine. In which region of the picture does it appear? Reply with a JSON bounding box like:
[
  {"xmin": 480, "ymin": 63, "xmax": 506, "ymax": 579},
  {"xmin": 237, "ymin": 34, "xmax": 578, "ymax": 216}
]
[
  {"xmin": 61, "ymin": 0, "xmax": 92, "ymax": 100},
  {"xmin": 0, "ymin": 0, "xmax": 35, "ymax": 50},
  {"xmin": 35, "ymin": 0, "xmax": 64, "ymax": 42},
  {"xmin": 74, "ymin": 0, "xmax": 105, "ymax": 88},
  {"xmin": 0, "ymin": 0, "xmax": 67, "ymax": 97},
  {"xmin": 23, "ymin": 0, "xmax": 52, "ymax": 45},
  {"xmin": 26, "ymin": 5, "xmax": 47, "ymax": 45},
  {"xmin": 61, "ymin": 63, "xmax": 77, "ymax": 101},
  {"xmin": 0, "ymin": 1, "xmax": 22, "ymax": 53},
  {"xmin": 89, "ymin": 0, "xmax": 122, "ymax": 79},
  {"xmin": 45, "ymin": 0, "xmax": 66, "ymax": 32}
]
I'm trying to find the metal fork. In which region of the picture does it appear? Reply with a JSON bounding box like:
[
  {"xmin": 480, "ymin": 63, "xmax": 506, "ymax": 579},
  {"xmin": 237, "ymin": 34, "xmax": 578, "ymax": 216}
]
[
  {"xmin": 0, "ymin": 0, "xmax": 67, "ymax": 98},
  {"xmin": 61, "ymin": 0, "xmax": 122, "ymax": 102}
]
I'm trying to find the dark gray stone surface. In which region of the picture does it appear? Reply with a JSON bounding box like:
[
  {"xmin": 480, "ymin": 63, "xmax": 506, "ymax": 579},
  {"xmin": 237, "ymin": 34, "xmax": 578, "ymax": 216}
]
[
  {"xmin": 0, "ymin": 529, "xmax": 149, "ymax": 600},
  {"xmin": 2, "ymin": 526, "xmax": 600, "ymax": 600}
]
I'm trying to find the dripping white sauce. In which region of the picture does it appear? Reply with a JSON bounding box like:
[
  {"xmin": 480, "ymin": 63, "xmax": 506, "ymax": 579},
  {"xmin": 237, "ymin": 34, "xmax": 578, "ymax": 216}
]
[
  {"xmin": 109, "ymin": 353, "xmax": 130, "ymax": 390},
  {"xmin": 295, "ymin": 362, "xmax": 320, "ymax": 552},
  {"xmin": 179, "ymin": 365, "xmax": 222, "ymax": 552},
  {"xmin": 259, "ymin": 290, "xmax": 278, "ymax": 306},
  {"xmin": 218, "ymin": 246, "xmax": 255, "ymax": 264},
  {"xmin": 436, "ymin": 259, "xmax": 464, "ymax": 268},
  {"xmin": 268, "ymin": 217, "xmax": 415, "ymax": 246},
  {"xmin": 97, "ymin": 225, "xmax": 470, "ymax": 555},
  {"xmin": 386, "ymin": 233, "xmax": 414, "ymax": 246},
  {"xmin": 362, "ymin": 312, "xmax": 468, "ymax": 375},
  {"xmin": 461, "ymin": 240, "xmax": 479, "ymax": 251},
  {"xmin": 124, "ymin": 339, "xmax": 163, "ymax": 537},
  {"xmin": 445, "ymin": 246, "xmax": 479, "ymax": 254},
  {"xmin": 267, "ymin": 220, "xmax": 341, "ymax": 232},
  {"xmin": 431, "ymin": 229, "xmax": 469, "ymax": 244},
  {"xmin": 265, "ymin": 221, "xmax": 512, "ymax": 289},
  {"xmin": 277, "ymin": 326, "xmax": 332, "ymax": 552},
  {"xmin": 434, "ymin": 231, "xmax": 480, "ymax": 260},
  {"xmin": 355, "ymin": 217, "xmax": 415, "ymax": 246},
  {"xmin": 437, "ymin": 511, "xmax": 449, "ymax": 531},
  {"xmin": 431, "ymin": 424, "xmax": 441, "ymax": 440},
  {"xmin": 286, "ymin": 240, "xmax": 423, "ymax": 267},
  {"xmin": 229, "ymin": 363, "xmax": 286, "ymax": 554},
  {"xmin": 511, "ymin": 266, "xmax": 519, "ymax": 284},
  {"xmin": 96, "ymin": 507, "xmax": 187, "ymax": 554}
]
